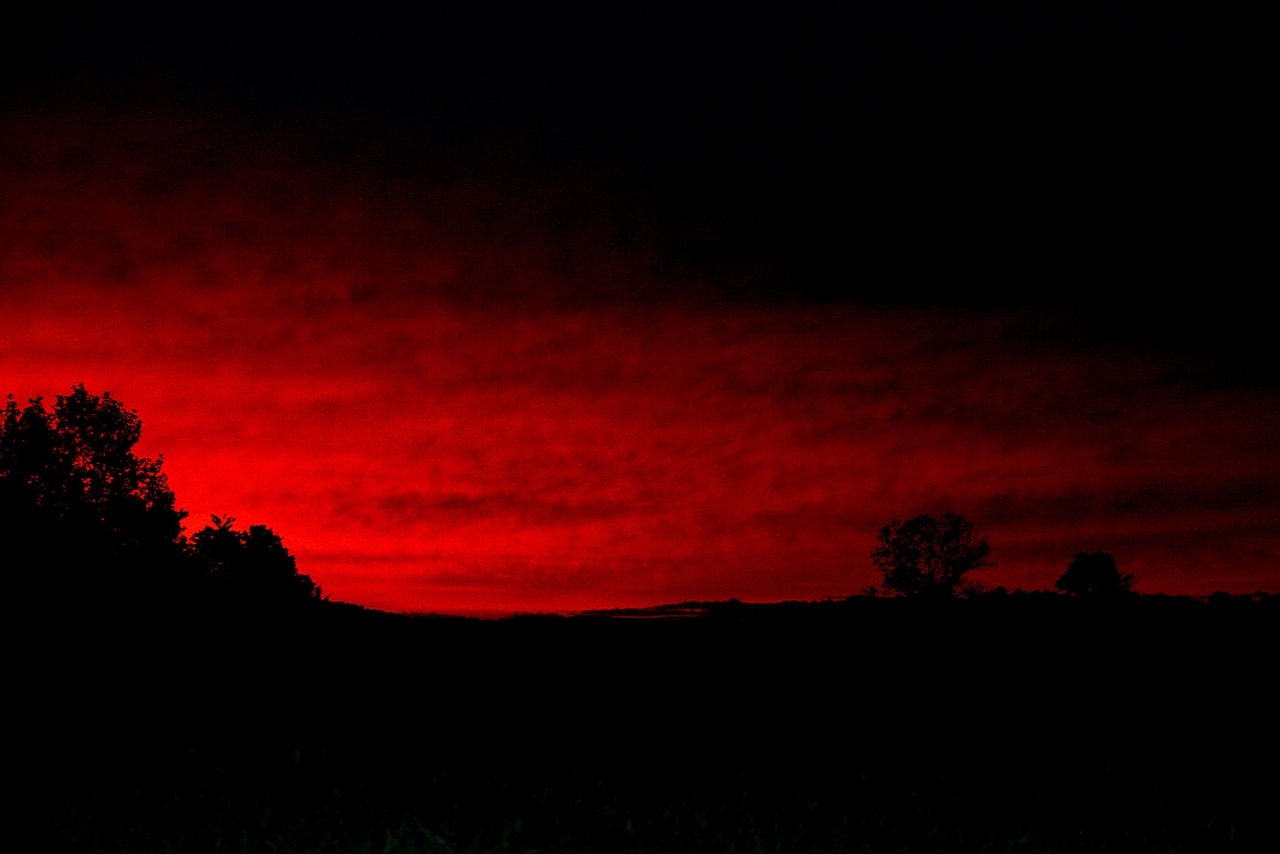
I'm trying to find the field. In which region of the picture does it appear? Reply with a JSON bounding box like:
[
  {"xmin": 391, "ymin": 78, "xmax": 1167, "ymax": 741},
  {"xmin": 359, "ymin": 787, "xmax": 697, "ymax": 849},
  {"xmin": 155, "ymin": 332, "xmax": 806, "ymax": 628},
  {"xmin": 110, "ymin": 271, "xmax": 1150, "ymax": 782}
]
[{"xmin": 20, "ymin": 595, "xmax": 1278, "ymax": 851}]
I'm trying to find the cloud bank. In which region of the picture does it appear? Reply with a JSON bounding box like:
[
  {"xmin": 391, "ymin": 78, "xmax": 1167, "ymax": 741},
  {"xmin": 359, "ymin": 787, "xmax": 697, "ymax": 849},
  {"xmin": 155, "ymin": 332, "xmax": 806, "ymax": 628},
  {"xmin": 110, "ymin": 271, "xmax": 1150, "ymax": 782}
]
[{"xmin": 3, "ymin": 114, "xmax": 1276, "ymax": 612}]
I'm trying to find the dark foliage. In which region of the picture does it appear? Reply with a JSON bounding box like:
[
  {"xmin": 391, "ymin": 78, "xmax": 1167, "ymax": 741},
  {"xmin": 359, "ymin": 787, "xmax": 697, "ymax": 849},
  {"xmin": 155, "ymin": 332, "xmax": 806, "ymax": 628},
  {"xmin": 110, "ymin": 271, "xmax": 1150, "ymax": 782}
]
[
  {"xmin": 191, "ymin": 514, "xmax": 322, "ymax": 606},
  {"xmin": 1, "ymin": 385, "xmax": 319, "ymax": 612},
  {"xmin": 0, "ymin": 386, "xmax": 188, "ymax": 605},
  {"xmin": 870, "ymin": 512, "xmax": 993, "ymax": 598},
  {"xmin": 1056, "ymin": 551, "xmax": 1136, "ymax": 598},
  {"xmin": 0, "ymin": 387, "xmax": 185, "ymax": 544}
]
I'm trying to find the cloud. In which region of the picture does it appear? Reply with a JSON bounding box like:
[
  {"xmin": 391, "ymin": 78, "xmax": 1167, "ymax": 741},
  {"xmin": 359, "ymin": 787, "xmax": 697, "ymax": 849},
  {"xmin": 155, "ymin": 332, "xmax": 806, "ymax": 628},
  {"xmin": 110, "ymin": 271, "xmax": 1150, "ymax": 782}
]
[{"xmin": 4, "ymin": 111, "xmax": 1278, "ymax": 610}]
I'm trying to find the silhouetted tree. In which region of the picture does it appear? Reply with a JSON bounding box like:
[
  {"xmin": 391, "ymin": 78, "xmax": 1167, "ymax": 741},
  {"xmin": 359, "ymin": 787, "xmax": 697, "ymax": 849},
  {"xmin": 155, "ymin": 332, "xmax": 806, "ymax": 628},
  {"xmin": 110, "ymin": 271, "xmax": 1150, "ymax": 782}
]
[
  {"xmin": 191, "ymin": 515, "xmax": 322, "ymax": 607},
  {"xmin": 871, "ymin": 513, "xmax": 993, "ymax": 598},
  {"xmin": 1, "ymin": 386, "xmax": 188, "ymax": 602},
  {"xmin": 1, "ymin": 387, "xmax": 185, "ymax": 540},
  {"xmin": 1055, "ymin": 551, "xmax": 1134, "ymax": 598}
]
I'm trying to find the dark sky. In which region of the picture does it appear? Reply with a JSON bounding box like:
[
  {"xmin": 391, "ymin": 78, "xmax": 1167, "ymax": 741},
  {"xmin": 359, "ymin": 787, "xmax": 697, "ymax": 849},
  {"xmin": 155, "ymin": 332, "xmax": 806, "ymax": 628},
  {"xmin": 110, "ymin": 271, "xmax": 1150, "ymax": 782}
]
[
  {"xmin": 3, "ymin": 2, "xmax": 1274, "ymax": 613},
  {"xmin": 9, "ymin": 1, "xmax": 1255, "ymax": 303}
]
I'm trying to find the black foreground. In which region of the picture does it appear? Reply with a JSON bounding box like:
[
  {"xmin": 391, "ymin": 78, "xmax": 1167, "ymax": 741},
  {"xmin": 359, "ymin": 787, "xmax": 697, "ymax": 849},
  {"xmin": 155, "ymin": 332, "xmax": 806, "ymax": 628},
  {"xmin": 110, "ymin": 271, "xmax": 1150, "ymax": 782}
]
[{"xmin": 19, "ymin": 595, "xmax": 1278, "ymax": 852}]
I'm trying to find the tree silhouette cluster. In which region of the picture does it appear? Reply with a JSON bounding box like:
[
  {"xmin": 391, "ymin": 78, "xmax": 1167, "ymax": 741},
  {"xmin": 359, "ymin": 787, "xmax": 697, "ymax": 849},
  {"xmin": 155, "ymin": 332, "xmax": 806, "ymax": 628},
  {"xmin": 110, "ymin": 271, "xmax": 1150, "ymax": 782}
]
[
  {"xmin": 4, "ymin": 385, "xmax": 1153, "ymax": 618},
  {"xmin": 192, "ymin": 514, "xmax": 321, "ymax": 607},
  {"xmin": 871, "ymin": 512, "xmax": 1138, "ymax": 600},
  {"xmin": 0, "ymin": 385, "xmax": 320, "ymax": 611}
]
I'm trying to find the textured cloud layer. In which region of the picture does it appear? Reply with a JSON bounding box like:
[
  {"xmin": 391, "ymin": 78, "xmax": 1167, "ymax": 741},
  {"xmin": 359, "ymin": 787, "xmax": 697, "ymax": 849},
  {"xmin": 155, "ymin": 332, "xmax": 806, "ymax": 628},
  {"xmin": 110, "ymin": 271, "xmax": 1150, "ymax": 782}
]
[{"xmin": 4, "ymin": 115, "xmax": 1276, "ymax": 613}]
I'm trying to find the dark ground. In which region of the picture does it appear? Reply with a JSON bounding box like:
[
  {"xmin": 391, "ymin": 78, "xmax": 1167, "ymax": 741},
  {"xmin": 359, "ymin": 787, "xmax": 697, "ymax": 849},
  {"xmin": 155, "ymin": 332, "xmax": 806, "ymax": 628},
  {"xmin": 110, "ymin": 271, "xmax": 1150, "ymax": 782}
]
[{"xmin": 17, "ymin": 594, "xmax": 1278, "ymax": 851}]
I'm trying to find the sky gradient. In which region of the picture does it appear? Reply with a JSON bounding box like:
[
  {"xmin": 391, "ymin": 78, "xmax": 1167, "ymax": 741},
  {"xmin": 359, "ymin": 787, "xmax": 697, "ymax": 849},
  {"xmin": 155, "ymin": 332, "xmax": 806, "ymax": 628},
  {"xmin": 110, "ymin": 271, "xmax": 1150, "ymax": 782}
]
[
  {"xmin": 3, "ymin": 4, "xmax": 1273, "ymax": 613},
  {"xmin": 4, "ymin": 113, "xmax": 1276, "ymax": 614}
]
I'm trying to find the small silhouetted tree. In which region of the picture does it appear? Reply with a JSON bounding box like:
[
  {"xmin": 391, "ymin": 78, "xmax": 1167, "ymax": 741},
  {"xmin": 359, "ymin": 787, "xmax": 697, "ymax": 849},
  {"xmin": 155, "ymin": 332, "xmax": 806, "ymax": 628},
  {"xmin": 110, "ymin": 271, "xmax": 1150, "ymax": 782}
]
[
  {"xmin": 871, "ymin": 513, "xmax": 993, "ymax": 598},
  {"xmin": 191, "ymin": 515, "xmax": 322, "ymax": 607},
  {"xmin": 1055, "ymin": 551, "xmax": 1134, "ymax": 598}
]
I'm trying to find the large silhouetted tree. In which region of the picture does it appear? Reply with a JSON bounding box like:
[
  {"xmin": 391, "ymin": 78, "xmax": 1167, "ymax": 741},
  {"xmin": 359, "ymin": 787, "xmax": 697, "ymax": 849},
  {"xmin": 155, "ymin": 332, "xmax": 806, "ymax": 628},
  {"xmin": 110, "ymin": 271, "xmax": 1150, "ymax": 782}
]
[
  {"xmin": 1055, "ymin": 551, "xmax": 1134, "ymax": 598},
  {"xmin": 1, "ymin": 387, "xmax": 185, "ymax": 541},
  {"xmin": 1, "ymin": 386, "xmax": 188, "ymax": 602},
  {"xmin": 871, "ymin": 513, "xmax": 993, "ymax": 598}
]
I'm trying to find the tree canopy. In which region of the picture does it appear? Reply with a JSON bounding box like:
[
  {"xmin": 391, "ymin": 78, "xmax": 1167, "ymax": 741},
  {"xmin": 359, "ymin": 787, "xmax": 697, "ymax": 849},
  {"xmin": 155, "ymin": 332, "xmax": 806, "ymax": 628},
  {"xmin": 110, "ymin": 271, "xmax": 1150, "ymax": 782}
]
[
  {"xmin": 2, "ymin": 385, "xmax": 321, "ymax": 611},
  {"xmin": 191, "ymin": 514, "xmax": 322, "ymax": 606},
  {"xmin": 871, "ymin": 513, "xmax": 993, "ymax": 598},
  {"xmin": 1055, "ymin": 551, "xmax": 1135, "ymax": 598},
  {"xmin": 1, "ymin": 386, "xmax": 186, "ymax": 567}
]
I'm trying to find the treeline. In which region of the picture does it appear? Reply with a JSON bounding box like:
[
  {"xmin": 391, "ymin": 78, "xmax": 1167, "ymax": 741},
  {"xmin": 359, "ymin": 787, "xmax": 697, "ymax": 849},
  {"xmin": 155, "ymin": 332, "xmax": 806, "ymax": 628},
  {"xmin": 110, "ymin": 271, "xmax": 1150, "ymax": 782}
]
[
  {"xmin": 3, "ymin": 386, "xmax": 1272, "ymax": 623},
  {"xmin": 0, "ymin": 385, "xmax": 320, "ymax": 616}
]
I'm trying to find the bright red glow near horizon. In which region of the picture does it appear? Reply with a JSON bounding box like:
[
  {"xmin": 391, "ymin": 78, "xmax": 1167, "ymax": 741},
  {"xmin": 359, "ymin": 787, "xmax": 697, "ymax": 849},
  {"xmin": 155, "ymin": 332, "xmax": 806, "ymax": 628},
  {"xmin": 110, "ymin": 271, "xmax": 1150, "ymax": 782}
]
[{"xmin": 3, "ymin": 114, "xmax": 1278, "ymax": 614}]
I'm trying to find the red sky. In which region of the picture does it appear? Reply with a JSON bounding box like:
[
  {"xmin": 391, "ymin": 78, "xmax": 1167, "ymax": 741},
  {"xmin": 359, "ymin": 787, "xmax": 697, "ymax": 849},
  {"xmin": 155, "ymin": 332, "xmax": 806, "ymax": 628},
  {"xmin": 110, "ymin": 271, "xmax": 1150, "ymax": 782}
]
[{"xmin": 3, "ymin": 111, "xmax": 1276, "ymax": 614}]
